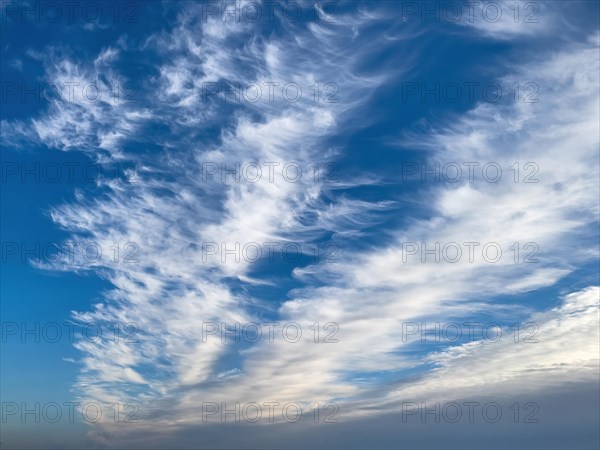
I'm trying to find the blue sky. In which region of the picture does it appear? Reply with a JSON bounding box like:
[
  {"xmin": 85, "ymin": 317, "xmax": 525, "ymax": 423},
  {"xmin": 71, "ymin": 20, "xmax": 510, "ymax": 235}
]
[{"xmin": 1, "ymin": 1, "xmax": 599, "ymax": 448}]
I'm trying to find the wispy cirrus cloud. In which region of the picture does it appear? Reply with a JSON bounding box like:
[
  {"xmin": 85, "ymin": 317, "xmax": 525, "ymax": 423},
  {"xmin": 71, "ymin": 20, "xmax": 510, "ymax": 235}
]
[{"xmin": 12, "ymin": 1, "xmax": 410, "ymax": 438}]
